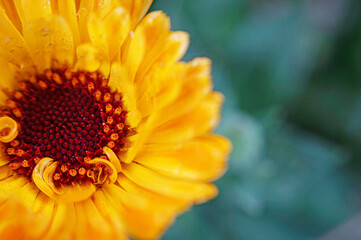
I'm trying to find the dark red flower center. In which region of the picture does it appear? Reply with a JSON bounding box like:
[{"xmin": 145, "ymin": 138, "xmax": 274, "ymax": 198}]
[{"xmin": 3, "ymin": 69, "xmax": 132, "ymax": 186}]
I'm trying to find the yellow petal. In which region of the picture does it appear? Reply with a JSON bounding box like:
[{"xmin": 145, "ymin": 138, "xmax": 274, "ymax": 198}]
[
  {"xmin": 75, "ymin": 43, "xmax": 100, "ymax": 72},
  {"xmin": 133, "ymin": 11, "xmax": 170, "ymax": 81},
  {"xmin": 0, "ymin": 1, "xmax": 22, "ymax": 32},
  {"xmin": 117, "ymin": 0, "xmax": 153, "ymax": 27},
  {"xmin": 136, "ymin": 134, "xmax": 231, "ymax": 181},
  {"xmin": 87, "ymin": 13, "xmax": 110, "ymax": 76},
  {"xmin": 13, "ymin": 0, "xmax": 51, "ymax": 24},
  {"xmin": 22, "ymin": 15, "xmax": 53, "ymax": 72},
  {"xmin": 135, "ymin": 31, "xmax": 189, "ymax": 92},
  {"xmin": 0, "ymin": 197, "xmax": 41, "ymax": 240},
  {"xmin": 14, "ymin": 183, "xmax": 39, "ymax": 208},
  {"xmin": 92, "ymin": 0, "xmax": 111, "ymax": 19},
  {"xmin": 116, "ymin": 133, "xmax": 142, "ymax": 164},
  {"xmin": 33, "ymin": 192, "xmax": 55, "ymax": 216},
  {"xmin": 136, "ymin": 63, "xmax": 182, "ymax": 118},
  {"xmin": 151, "ymin": 58, "xmax": 212, "ymax": 128},
  {"xmin": 54, "ymin": 182, "xmax": 97, "ymax": 203},
  {"xmin": 103, "ymin": 7, "xmax": 131, "ymax": 61},
  {"xmin": 76, "ymin": 0, "xmax": 94, "ymax": 43},
  {"xmin": 52, "ymin": 15, "xmax": 74, "ymax": 68},
  {"xmin": 0, "ymin": 116, "xmax": 18, "ymax": 143},
  {"xmin": 104, "ymin": 183, "xmax": 145, "ymax": 209},
  {"xmin": 104, "ymin": 180, "xmax": 187, "ymax": 240},
  {"xmin": 32, "ymin": 193, "xmax": 56, "ymax": 239},
  {"xmin": 0, "ymin": 165, "xmax": 11, "ymax": 178},
  {"xmin": 57, "ymin": 0, "xmax": 80, "ymax": 46},
  {"xmin": 0, "ymin": 7, "xmax": 35, "ymax": 74},
  {"xmin": 121, "ymin": 25, "xmax": 145, "ymax": 82},
  {"xmin": 33, "ymin": 157, "xmax": 96, "ymax": 203},
  {"xmin": 82, "ymin": 199, "xmax": 113, "ymax": 239},
  {"xmin": 42, "ymin": 161, "xmax": 65, "ymax": 195},
  {"xmin": 108, "ymin": 62, "xmax": 141, "ymax": 127},
  {"xmin": 118, "ymin": 174, "xmax": 188, "ymax": 213},
  {"xmin": 118, "ymin": 180, "xmax": 188, "ymax": 239},
  {"xmin": 42, "ymin": 203, "xmax": 76, "ymax": 240},
  {"xmin": 132, "ymin": 12, "xmax": 189, "ymax": 100},
  {"xmin": 122, "ymin": 163, "xmax": 218, "ymax": 203},
  {"xmin": 87, "ymin": 157, "xmax": 118, "ymax": 184},
  {"xmin": 74, "ymin": 202, "xmax": 88, "ymax": 239},
  {"xmin": 0, "ymin": 175, "xmax": 28, "ymax": 194},
  {"xmin": 103, "ymin": 146, "xmax": 122, "ymax": 172},
  {"xmin": 135, "ymin": 57, "xmax": 212, "ymax": 129},
  {"xmin": 149, "ymin": 92, "xmax": 224, "ymax": 144},
  {"xmin": 32, "ymin": 157, "xmax": 57, "ymax": 199},
  {"xmin": 92, "ymin": 190, "xmax": 126, "ymax": 237},
  {"xmin": 136, "ymin": 0, "xmax": 153, "ymax": 25},
  {"xmin": 0, "ymin": 57, "xmax": 18, "ymax": 105}
]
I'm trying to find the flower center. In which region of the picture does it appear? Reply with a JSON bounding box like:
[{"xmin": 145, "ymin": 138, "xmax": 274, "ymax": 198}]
[{"xmin": 3, "ymin": 69, "xmax": 131, "ymax": 186}]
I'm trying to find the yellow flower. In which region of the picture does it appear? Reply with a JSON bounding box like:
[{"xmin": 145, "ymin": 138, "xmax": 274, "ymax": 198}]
[{"xmin": 0, "ymin": 0, "xmax": 231, "ymax": 239}]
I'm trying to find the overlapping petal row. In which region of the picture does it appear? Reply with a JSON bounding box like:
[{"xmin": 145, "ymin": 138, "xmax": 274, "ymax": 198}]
[{"xmin": 0, "ymin": 0, "xmax": 231, "ymax": 239}]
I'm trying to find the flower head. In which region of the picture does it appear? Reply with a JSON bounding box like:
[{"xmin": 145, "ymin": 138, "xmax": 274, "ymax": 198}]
[{"xmin": 0, "ymin": 0, "xmax": 231, "ymax": 239}]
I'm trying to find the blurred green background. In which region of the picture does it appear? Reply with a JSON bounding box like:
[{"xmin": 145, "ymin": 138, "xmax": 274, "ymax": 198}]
[{"xmin": 151, "ymin": 0, "xmax": 361, "ymax": 239}]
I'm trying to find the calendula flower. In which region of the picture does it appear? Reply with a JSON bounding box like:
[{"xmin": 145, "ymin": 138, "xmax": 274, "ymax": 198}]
[{"xmin": 0, "ymin": 0, "xmax": 231, "ymax": 239}]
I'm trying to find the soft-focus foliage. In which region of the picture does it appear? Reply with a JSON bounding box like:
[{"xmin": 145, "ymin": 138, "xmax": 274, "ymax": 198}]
[{"xmin": 152, "ymin": 0, "xmax": 361, "ymax": 239}]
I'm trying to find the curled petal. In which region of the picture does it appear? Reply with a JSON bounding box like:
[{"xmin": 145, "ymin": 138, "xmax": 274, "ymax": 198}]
[
  {"xmin": 32, "ymin": 157, "xmax": 57, "ymax": 199},
  {"xmin": 42, "ymin": 161, "xmax": 64, "ymax": 195},
  {"xmin": 87, "ymin": 158, "xmax": 118, "ymax": 184},
  {"xmin": 33, "ymin": 157, "xmax": 96, "ymax": 203},
  {"xmin": 0, "ymin": 116, "xmax": 19, "ymax": 143},
  {"xmin": 103, "ymin": 147, "xmax": 122, "ymax": 172}
]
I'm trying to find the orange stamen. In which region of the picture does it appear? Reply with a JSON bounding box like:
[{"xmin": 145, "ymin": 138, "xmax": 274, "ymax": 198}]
[
  {"xmin": 54, "ymin": 173, "xmax": 61, "ymax": 181},
  {"xmin": 104, "ymin": 93, "xmax": 112, "ymax": 103},
  {"xmin": 114, "ymin": 107, "xmax": 122, "ymax": 115},
  {"xmin": 19, "ymin": 82, "xmax": 27, "ymax": 91},
  {"xmin": 14, "ymin": 91, "xmax": 23, "ymax": 100},
  {"xmin": 45, "ymin": 69, "xmax": 52, "ymax": 80},
  {"xmin": 52, "ymin": 73, "xmax": 63, "ymax": 85},
  {"xmin": 105, "ymin": 104, "xmax": 113, "ymax": 113},
  {"xmin": 95, "ymin": 90, "xmax": 102, "ymax": 102},
  {"xmin": 71, "ymin": 78, "xmax": 79, "ymax": 88},
  {"xmin": 116, "ymin": 123, "xmax": 124, "ymax": 131},
  {"xmin": 88, "ymin": 82, "xmax": 95, "ymax": 94},
  {"xmin": 110, "ymin": 133, "xmax": 119, "ymax": 141},
  {"xmin": 34, "ymin": 157, "xmax": 41, "ymax": 164},
  {"xmin": 9, "ymin": 162, "xmax": 21, "ymax": 170},
  {"xmin": 90, "ymin": 72, "xmax": 97, "ymax": 81},
  {"xmin": 79, "ymin": 167, "xmax": 86, "ymax": 175},
  {"xmin": 103, "ymin": 125, "xmax": 110, "ymax": 133},
  {"xmin": 6, "ymin": 100, "xmax": 17, "ymax": 109},
  {"xmin": 79, "ymin": 73, "xmax": 86, "ymax": 84},
  {"xmin": 21, "ymin": 160, "xmax": 29, "ymax": 168},
  {"xmin": 114, "ymin": 92, "xmax": 121, "ymax": 101},
  {"xmin": 29, "ymin": 76, "xmax": 37, "ymax": 84},
  {"xmin": 16, "ymin": 149, "xmax": 25, "ymax": 157},
  {"xmin": 38, "ymin": 81, "xmax": 47, "ymax": 90},
  {"xmin": 7, "ymin": 148, "xmax": 16, "ymax": 155},
  {"xmin": 12, "ymin": 108, "xmax": 22, "ymax": 118},
  {"xmin": 107, "ymin": 141, "xmax": 115, "ymax": 149},
  {"xmin": 107, "ymin": 116, "xmax": 114, "ymax": 125},
  {"xmin": 84, "ymin": 156, "xmax": 92, "ymax": 163},
  {"xmin": 64, "ymin": 69, "xmax": 72, "ymax": 80},
  {"xmin": 69, "ymin": 169, "xmax": 77, "ymax": 177},
  {"xmin": 10, "ymin": 140, "xmax": 20, "ymax": 147},
  {"xmin": 61, "ymin": 165, "xmax": 68, "ymax": 172}
]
